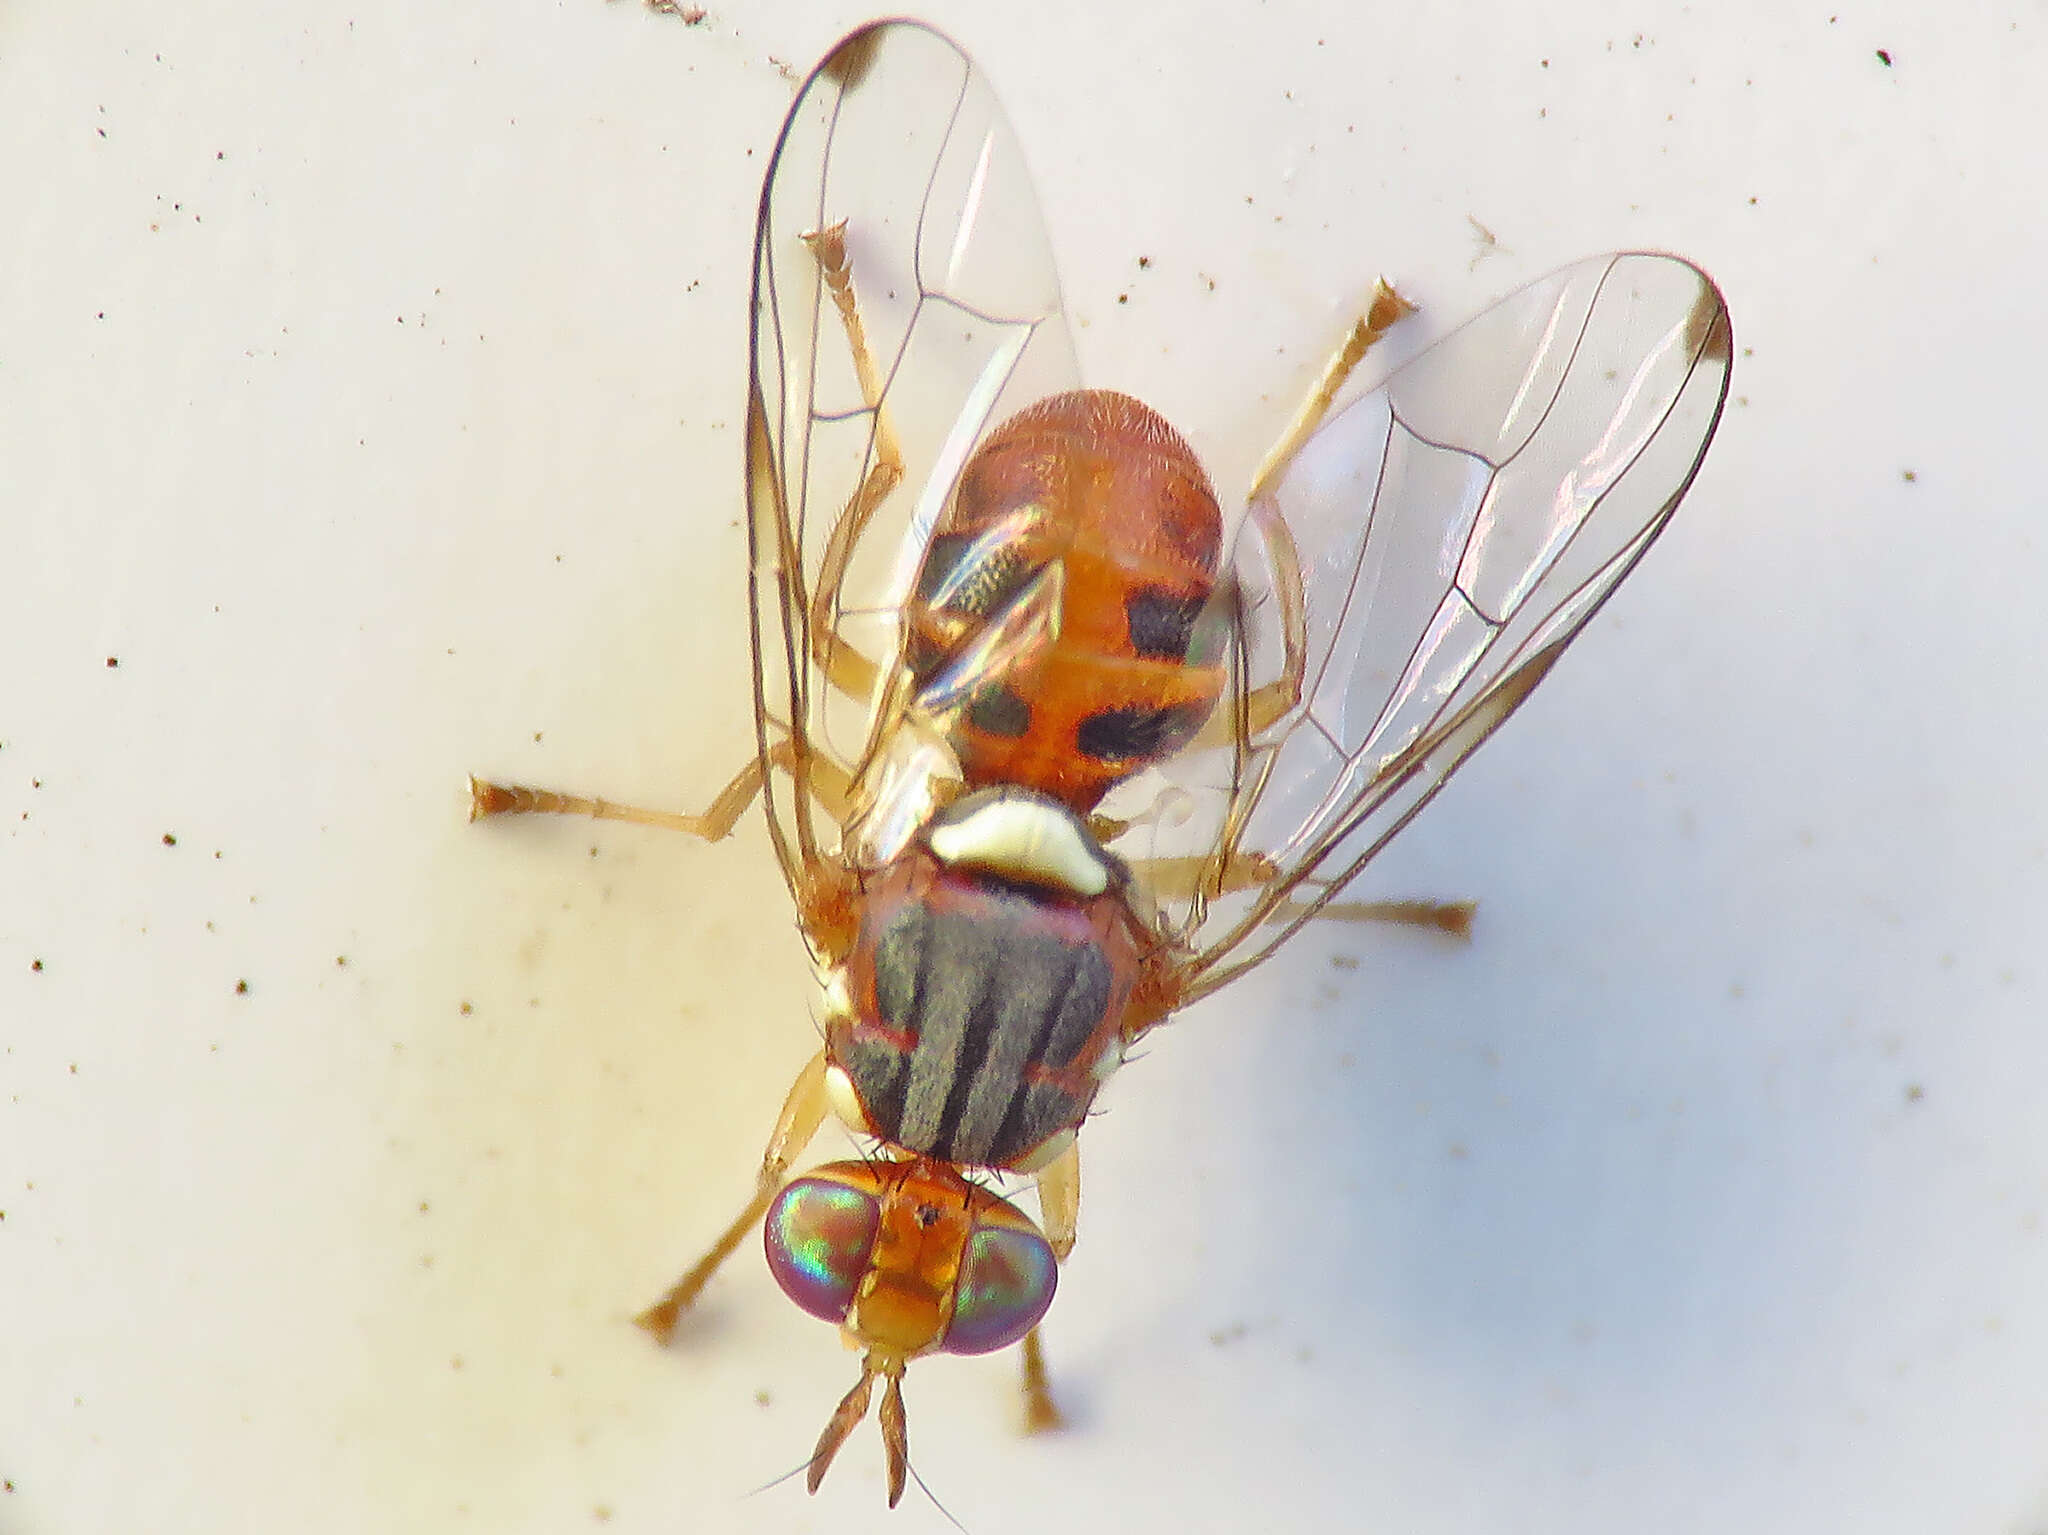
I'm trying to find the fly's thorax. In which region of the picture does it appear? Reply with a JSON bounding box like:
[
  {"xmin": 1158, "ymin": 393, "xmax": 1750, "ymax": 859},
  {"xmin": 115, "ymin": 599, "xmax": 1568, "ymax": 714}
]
[{"xmin": 819, "ymin": 788, "xmax": 1148, "ymax": 1170}]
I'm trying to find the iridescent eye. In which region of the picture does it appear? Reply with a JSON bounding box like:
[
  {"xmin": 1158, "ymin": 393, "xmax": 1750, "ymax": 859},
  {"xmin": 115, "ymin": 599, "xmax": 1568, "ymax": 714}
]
[
  {"xmin": 764, "ymin": 1176, "xmax": 881, "ymax": 1324},
  {"xmin": 943, "ymin": 1223, "xmax": 1056, "ymax": 1355}
]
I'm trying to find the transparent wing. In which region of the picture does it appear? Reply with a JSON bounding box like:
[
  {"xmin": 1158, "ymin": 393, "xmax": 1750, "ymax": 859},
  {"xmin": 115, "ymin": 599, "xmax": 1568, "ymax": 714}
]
[
  {"xmin": 1114, "ymin": 253, "xmax": 1732, "ymax": 1002},
  {"xmin": 745, "ymin": 20, "xmax": 1079, "ymax": 891}
]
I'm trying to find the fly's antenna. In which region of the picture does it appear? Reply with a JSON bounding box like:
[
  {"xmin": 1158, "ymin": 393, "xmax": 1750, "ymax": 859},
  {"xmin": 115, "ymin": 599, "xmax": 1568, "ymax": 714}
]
[
  {"xmin": 747, "ymin": 1454, "xmax": 820, "ymax": 1500},
  {"xmin": 805, "ymin": 1359, "xmax": 879, "ymax": 1496},
  {"xmin": 906, "ymin": 1451, "xmax": 972, "ymax": 1534}
]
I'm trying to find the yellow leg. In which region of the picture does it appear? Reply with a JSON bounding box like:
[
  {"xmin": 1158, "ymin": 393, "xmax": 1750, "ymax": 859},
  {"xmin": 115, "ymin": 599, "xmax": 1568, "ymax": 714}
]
[
  {"xmin": 1130, "ymin": 850, "xmax": 1473, "ymax": 937},
  {"xmin": 1247, "ymin": 279, "xmax": 1416, "ymax": 502},
  {"xmin": 1269, "ymin": 895, "xmax": 1474, "ymax": 937},
  {"xmin": 468, "ymin": 736, "xmax": 857, "ymax": 839},
  {"xmin": 1034, "ymin": 1139, "xmax": 1081, "ymax": 1263},
  {"xmin": 634, "ymin": 1050, "xmax": 832, "ymax": 1342},
  {"xmin": 1017, "ymin": 1138, "xmax": 1081, "ymax": 1433},
  {"xmin": 801, "ymin": 221, "xmax": 906, "ymax": 706},
  {"xmin": 470, "ymin": 221, "xmax": 916, "ymax": 843},
  {"xmin": 1019, "ymin": 1327, "xmax": 1062, "ymax": 1435},
  {"xmin": 1230, "ymin": 281, "xmax": 1419, "ymax": 740}
]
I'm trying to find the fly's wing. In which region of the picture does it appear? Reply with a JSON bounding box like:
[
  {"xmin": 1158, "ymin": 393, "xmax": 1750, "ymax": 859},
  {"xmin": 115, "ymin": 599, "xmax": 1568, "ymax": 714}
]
[
  {"xmin": 746, "ymin": 20, "xmax": 1079, "ymax": 891},
  {"xmin": 1116, "ymin": 253, "xmax": 1731, "ymax": 1003}
]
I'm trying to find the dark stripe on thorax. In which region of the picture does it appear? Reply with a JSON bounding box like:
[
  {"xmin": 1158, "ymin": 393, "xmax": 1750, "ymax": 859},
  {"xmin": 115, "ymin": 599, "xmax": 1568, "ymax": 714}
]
[{"xmin": 870, "ymin": 889, "xmax": 1109, "ymax": 1165}]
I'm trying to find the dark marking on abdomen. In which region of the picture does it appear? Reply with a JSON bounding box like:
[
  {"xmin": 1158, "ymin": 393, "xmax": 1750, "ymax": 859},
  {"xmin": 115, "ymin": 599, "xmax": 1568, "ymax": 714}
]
[
  {"xmin": 1075, "ymin": 700, "xmax": 1211, "ymax": 764},
  {"xmin": 1125, "ymin": 586, "xmax": 1208, "ymax": 661},
  {"xmin": 967, "ymin": 683, "xmax": 1033, "ymax": 738}
]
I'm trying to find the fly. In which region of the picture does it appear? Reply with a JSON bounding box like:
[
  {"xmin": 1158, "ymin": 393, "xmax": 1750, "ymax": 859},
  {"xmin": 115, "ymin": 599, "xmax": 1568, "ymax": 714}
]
[{"xmin": 470, "ymin": 17, "xmax": 1732, "ymax": 1508}]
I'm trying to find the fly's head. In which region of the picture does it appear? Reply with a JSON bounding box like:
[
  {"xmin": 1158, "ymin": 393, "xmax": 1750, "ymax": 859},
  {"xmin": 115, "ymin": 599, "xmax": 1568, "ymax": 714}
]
[{"xmin": 763, "ymin": 1156, "xmax": 1056, "ymax": 1505}]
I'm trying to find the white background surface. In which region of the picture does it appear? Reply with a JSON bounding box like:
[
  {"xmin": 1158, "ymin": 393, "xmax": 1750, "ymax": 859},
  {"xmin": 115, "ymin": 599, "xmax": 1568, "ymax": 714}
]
[{"xmin": 5, "ymin": 2, "xmax": 2046, "ymax": 1532}]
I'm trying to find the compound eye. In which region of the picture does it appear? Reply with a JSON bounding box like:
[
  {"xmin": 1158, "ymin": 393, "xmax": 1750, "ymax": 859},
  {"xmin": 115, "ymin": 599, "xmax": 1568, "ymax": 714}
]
[
  {"xmin": 943, "ymin": 1222, "xmax": 1056, "ymax": 1355},
  {"xmin": 764, "ymin": 1176, "xmax": 882, "ymax": 1324}
]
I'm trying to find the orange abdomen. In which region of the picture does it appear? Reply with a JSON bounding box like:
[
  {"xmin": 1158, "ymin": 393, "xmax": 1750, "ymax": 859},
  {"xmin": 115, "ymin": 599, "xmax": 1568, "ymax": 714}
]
[{"xmin": 903, "ymin": 390, "xmax": 1225, "ymax": 813}]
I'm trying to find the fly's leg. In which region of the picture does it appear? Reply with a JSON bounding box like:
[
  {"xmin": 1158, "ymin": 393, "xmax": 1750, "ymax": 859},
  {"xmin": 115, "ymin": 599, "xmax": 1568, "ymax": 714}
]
[
  {"xmin": 468, "ymin": 755, "xmax": 767, "ymax": 840},
  {"xmin": 1128, "ymin": 850, "xmax": 1473, "ymax": 937},
  {"xmin": 802, "ymin": 221, "xmax": 905, "ymax": 707},
  {"xmin": 1019, "ymin": 1330, "xmax": 1060, "ymax": 1435},
  {"xmin": 1247, "ymin": 279, "xmax": 1416, "ymax": 503},
  {"xmin": 471, "ymin": 226, "xmax": 909, "ymax": 842},
  {"xmin": 1018, "ymin": 1139, "xmax": 1081, "ymax": 1433},
  {"xmin": 1230, "ymin": 280, "xmax": 1417, "ymax": 739},
  {"xmin": 635, "ymin": 1050, "xmax": 833, "ymax": 1343},
  {"xmin": 468, "ymin": 735, "xmax": 856, "ymax": 839},
  {"xmin": 1034, "ymin": 1138, "xmax": 1081, "ymax": 1263},
  {"xmin": 1265, "ymin": 894, "xmax": 1474, "ymax": 934}
]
